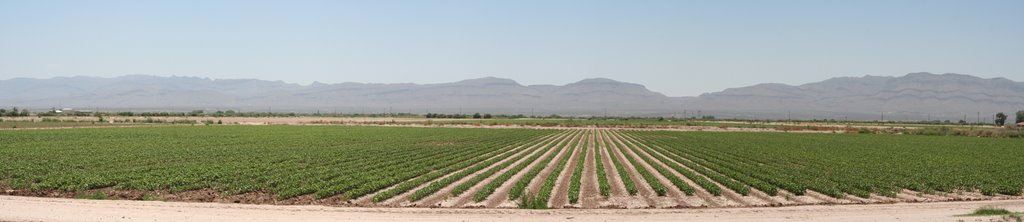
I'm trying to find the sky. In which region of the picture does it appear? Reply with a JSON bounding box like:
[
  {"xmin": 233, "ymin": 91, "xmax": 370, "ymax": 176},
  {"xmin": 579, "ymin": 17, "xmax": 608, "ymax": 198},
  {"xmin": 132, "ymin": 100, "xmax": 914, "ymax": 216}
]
[{"xmin": 1, "ymin": 0, "xmax": 1022, "ymax": 96}]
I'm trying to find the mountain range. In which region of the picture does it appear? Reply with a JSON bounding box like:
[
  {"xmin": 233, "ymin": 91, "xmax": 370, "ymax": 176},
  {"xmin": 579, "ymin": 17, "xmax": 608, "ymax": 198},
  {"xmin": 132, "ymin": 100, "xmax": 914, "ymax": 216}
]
[{"xmin": 2, "ymin": 72, "xmax": 1022, "ymax": 121}]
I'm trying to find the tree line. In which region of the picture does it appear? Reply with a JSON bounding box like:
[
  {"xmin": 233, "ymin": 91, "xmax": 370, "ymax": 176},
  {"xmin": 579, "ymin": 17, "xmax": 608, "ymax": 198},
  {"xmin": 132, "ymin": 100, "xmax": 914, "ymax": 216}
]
[
  {"xmin": 994, "ymin": 111, "xmax": 1024, "ymax": 126},
  {"xmin": 425, "ymin": 113, "xmax": 493, "ymax": 119},
  {"xmin": 0, "ymin": 107, "xmax": 30, "ymax": 117}
]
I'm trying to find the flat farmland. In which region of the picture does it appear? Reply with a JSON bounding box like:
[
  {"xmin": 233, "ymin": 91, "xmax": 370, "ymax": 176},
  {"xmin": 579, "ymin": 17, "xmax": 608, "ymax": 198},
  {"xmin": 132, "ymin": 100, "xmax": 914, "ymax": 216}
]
[{"xmin": 0, "ymin": 125, "xmax": 1022, "ymax": 209}]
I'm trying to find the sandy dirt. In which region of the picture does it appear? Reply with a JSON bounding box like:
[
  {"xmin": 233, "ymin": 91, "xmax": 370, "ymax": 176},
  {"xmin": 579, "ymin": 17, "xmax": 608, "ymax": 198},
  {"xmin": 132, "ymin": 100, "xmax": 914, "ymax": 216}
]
[
  {"xmin": 3, "ymin": 195, "xmax": 1023, "ymax": 222},
  {"xmin": 578, "ymin": 133, "xmax": 601, "ymax": 208},
  {"xmin": 2, "ymin": 116, "xmax": 843, "ymax": 133}
]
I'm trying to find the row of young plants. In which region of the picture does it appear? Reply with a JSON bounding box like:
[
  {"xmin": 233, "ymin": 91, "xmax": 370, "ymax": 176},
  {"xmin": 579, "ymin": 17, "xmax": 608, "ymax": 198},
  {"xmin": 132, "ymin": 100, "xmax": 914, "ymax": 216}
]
[
  {"xmin": 618, "ymin": 132, "xmax": 751, "ymax": 195},
  {"xmin": 405, "ymin": 132, "xmax": 567, "ymax": 202},
  {"xmin": 597, "ymin": 130, "xmax": 638, "ymax": 195},
  {"xmin": 607, "ymin": 131, "xmax": 694, "ymax": 196},
  {"xmin": 507, "ymin": 130, "xmax": 583, "ymax": 200},
  {"xmin": 566, "ymin": 133, "xmax": 589, "ymax": 204},
  {"xmin": 602, "ymin": 130, "xmax": 669, "ymax": 196},
  {"xmin": 519, "ymin": 133, "xmax": 581, "ymax": 209},
  {"xmin": 0, "ymin": 126, "xmax": 557, "ymax": 201},
  {"xmin": 370, "ymin": 134, "xmax": 548, "ymax": 202},
  {"xmin": 448, "ymin": 131, "xmax": 576, "ymax": 198},
  {"xmin": 472, "ymin": 130, "xmax": 584, "ymax": 202},
  {"xmin": 624, "ymin": 131, "xmax": 1024, "ymax": 198}
]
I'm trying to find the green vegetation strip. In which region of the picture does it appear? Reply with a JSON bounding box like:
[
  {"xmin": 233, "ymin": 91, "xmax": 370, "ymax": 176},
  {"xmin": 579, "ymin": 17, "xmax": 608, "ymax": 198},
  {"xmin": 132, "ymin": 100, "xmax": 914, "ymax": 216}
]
[
  {"xmin": 594, "ymin": 133, "xmax": 611, "ymax": 197},
  {"xmin": 0, "ymin": 126, "xmax": 556, "ymax": 201},
  {"xmin": 600, "ymin": 131, "xmax": 638, "ymax": 195},
  {"xmin": 626, "ymin": 131, "xmax": 1024, "ymax": 198},
  {"xmin": 566, "ymin": 133, "xmax": 589, "ymax": 204}
]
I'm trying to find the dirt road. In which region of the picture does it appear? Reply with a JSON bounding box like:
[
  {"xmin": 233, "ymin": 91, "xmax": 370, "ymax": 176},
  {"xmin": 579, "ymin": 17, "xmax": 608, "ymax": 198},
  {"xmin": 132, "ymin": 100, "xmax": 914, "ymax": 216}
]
[{"xmin": 1, "ymin": 195, "xmax": 1021, "ymax": 222}]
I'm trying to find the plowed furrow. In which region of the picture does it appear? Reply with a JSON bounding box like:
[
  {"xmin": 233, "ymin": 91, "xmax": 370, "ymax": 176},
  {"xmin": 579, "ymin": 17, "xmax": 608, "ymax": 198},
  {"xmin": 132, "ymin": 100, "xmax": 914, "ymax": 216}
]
[
  {"xmin": 611, "ymin": 130, "xmax": 753, "ymax": 207},
  {"xmin": 606, "ymin": 130, "xmax": 697, "ymax": 207},
  {"xmin": 481, "ymin": 130, "xmax": 581, "ymax": 208},
  {"xmin": 547, "ymin": 132, "xmax": 586, "ymax": 208},
  {"xmin": 579, "ymin": 132, "xmax": 601, "ymax": 208},
  {"xmin": 445, "ymin": 130, "xmax": 578, "ymax": 208},
  {"xmin": 601, "ymin": 130, "xmax": 660, "ymax": 208},
  {"xmin": 413, "ymin": 131, "xmax": 568, "ymax": 207}
]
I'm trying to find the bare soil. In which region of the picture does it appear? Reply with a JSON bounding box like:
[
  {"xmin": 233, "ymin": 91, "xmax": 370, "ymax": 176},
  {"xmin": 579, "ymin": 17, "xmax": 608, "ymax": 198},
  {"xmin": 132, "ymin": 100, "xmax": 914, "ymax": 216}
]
[
  {"xmin": 579, "ymin": 132, "xmax": 602, "ymax": 208},
  {"xmin": 4, "ymin": 195, "xmax": 1024, "ymax": 222}
]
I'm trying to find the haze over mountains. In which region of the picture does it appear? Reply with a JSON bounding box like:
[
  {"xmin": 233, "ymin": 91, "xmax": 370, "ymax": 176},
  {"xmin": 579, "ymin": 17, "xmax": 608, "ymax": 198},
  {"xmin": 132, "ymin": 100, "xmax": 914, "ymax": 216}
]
[{"xmin": 2, "ymin": 72, "xmax": 1022, "ymax": 121}]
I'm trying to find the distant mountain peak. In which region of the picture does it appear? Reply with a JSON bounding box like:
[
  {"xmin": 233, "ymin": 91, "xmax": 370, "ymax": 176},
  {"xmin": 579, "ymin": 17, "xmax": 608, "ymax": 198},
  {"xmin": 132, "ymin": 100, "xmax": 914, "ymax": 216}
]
[
  {"xmin": 454, "ymin": 77, "xmax": 521, "ymax": 86},
  {"xmin": 572, "ymin": 78, "xmax": 624, "ymax": 84}
]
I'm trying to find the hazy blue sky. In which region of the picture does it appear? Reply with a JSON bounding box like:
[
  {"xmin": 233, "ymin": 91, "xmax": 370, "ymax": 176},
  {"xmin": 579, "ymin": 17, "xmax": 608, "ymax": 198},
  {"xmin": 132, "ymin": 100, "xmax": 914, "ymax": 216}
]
[{"xmin": 1, "ymin": 0, "xmax": 1022, "ymax": 96}]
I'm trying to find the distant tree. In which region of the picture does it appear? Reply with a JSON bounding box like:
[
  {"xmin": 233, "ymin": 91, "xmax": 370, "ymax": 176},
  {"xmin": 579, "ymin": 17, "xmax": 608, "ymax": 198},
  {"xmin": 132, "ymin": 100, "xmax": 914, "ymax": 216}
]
[
  {"xmin": 995, "ymin": 112, "xmax": 1007, "ymax": 126},
  {"xmin": 0, "ymin": 108, "xmax": 6, "ymax": 115},
  {"xmin": 472, "ymin": 113, "xmax": 482, "ymax": 119},
  {"xmin": 19, "ymin": 109, "xmax": 29, "ymax": 117},
  {"xmin": 10, "ymin": 107, "xmax": 19, "ymax": 117},
  {"xmin": 1017, "ymin": 110, "xmax": 1024, "ymax": 124},
  {"xmin": 483, "ymin": 113, "xmax": 492, "ymax": 119}
]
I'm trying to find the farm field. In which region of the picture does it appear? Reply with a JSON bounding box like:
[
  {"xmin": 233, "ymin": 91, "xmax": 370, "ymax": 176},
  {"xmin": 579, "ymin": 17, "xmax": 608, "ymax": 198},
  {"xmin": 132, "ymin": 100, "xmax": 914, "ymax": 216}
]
[{"xmin": 1, "ymin": 125, "xmax": 1022, "ymax": 209}]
